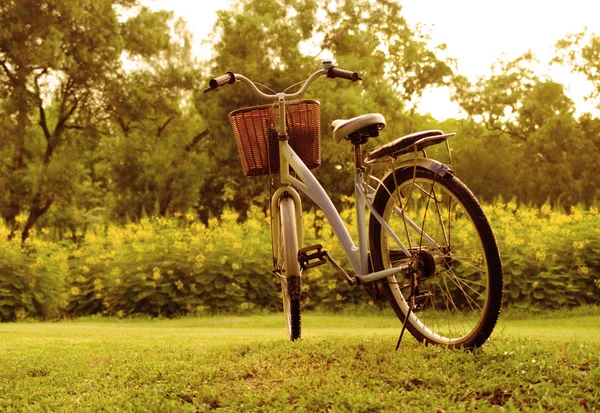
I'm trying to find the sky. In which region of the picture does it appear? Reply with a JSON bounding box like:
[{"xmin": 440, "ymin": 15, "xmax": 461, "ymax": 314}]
[{"xmin": 147, "ymin": 0, "xmax": 600, "ymax": 120}]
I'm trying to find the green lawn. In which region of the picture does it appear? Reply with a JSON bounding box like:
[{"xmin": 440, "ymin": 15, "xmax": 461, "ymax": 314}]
[{"xmin": 1, "ymin": 309, "xmax": 599, "ymax": 412}]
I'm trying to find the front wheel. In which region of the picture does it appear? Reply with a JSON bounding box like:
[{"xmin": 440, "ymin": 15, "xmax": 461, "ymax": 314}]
[
  {"xmin": 369, "ymin": 167, "xmax": 503, "ymax": 348},
  {"xmin": 278, "ymin": 197, "xmax": 301, "ymax": 341}
]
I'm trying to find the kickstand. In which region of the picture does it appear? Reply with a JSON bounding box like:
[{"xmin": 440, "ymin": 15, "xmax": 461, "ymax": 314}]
[
  {"xmin": 395, "ymin": 303, "xmax": 413, "ymax": 350},
  {"xmin": 396, "ymin": 274, "xmax": 416, "ymax": 351}
]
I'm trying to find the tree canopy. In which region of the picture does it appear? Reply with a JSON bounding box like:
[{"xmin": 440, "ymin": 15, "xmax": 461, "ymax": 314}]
[{"xmin": 0, "ymin": 0, "xmax": 599, "ymax": 240}]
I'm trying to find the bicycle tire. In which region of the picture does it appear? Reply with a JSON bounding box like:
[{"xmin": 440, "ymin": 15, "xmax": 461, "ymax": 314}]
[
  {"xmin": 279, "ymin": 197, "xmax": 301, "ymax": 341},
  {"xmin": 369, "ymin": 167, "xmax": 503, "ymax": 348}
]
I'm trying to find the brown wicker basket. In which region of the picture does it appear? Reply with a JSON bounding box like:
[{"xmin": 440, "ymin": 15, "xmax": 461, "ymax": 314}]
[{"xmin": 229, "ymin": 100, "xmax": 321, "ymax": 176}]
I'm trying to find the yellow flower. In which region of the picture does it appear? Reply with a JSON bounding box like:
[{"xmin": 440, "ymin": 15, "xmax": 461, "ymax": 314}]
[
  {"xmin": 15, "ymin": 213, "xmax": 28, "ymax": 224},
  {"xmin": 540, "ymin": 204, "xmax": 551, "ymax": 216},
  {"xmin": 577, "ymin": 266, "xmax": 589, "ymax": 275},
  {"xmin": 70, "ymin": 287, "xmax": 80, "ymax": 296}
]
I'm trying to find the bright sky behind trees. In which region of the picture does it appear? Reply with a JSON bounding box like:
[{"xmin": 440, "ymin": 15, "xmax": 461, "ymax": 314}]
[{"xmin": 147, "ymin": 0, "xmax": 600, "ymax": 119}]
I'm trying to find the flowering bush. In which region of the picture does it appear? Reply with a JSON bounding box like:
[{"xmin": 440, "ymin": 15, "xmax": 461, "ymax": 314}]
[
  {"xmin": 1, "ymin": 202, "xmax": 599, "ymax": 320},
  {"xmin": 487, "ymin": 201, "xmax": 600, "ymax": 310},
  {"xmin": 65, "ymin": 209, "xmax": 279, "ymax": 317},
  {"xmin": 0, "ymin": 226, "xmax": 66, "ymax": 321}
]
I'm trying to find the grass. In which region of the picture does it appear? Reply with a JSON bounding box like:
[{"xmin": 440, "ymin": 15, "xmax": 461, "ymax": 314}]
[{"xmin": 0, "ymin": 309, "xmax": 599, "ymax": 412}]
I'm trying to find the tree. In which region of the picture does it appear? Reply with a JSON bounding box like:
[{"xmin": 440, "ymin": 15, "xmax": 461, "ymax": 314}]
[
  {"xmin": 0, "ymin": 0, "xmax": 173, "ymax": 241},
  {"xmin": 555, "ymin": 30, "xmax": 600, "ymax": 109},
  {"xmin": 99, "ymin": 67, "xmax": 211, "ymax": 220},
  {"xmin": 452, "ymin": 53, "xmax": 599, "ymax": 206},
  {"xmin": 196, "ymin": 0, "xmax": 454, "ymax": 219}
]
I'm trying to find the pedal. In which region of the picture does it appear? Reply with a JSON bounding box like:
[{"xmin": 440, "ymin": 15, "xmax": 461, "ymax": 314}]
[
  {"xmin": 412, "ymin": 290, "xmax": 432, "ymax": 312},
  {"xmin": 298, "ymin": 244, "xmax": 327, "ymax": 269}
]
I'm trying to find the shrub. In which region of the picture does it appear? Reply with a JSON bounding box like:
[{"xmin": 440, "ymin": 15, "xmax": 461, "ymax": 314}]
[
  {"xmin": 2, "ymin": 202, "xmax": 600, "ymax": 320},
  {"xmin": 487, "ymin": 202, "xmax": 600, "ymax": 310},
  {"xmin": 65, "ymin": 210, "xmax": 280, "ymax": 317},
  {"xmin": 0, "ymin": 226, "xmax": 66, "ymax": 321}
]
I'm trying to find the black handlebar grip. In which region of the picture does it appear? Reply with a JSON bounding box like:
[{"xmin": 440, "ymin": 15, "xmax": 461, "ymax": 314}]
[
  {"xmin": 327, "ymin": 67, "xmax": 362, "ymax": 82},
  {"xmin": 208, "ymin": 72, "xmax": 236, "ymax": 89}
]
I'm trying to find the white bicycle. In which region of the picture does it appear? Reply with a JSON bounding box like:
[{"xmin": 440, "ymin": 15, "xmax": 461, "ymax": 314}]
[{"xmin": 205, "ymin": 61, "xmax": 503, "ymax": 349}]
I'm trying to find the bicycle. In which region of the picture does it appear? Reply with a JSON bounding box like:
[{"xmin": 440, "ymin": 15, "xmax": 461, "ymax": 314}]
[{"xmin": 204, "ymin": 61, "xmax": 503, "ymax": 349}]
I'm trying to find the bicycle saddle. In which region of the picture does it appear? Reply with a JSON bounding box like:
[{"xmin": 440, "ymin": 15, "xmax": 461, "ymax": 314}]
[{"xmin": 331, "ymin": 113, "xmax": 386, "ymax": 143}]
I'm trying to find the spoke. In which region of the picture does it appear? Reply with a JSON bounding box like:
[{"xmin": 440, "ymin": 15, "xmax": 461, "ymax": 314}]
[
  {"xmin": 448, "ymin": 272, "xmax": 487, "ymax": 301},
  {"xmin": 442, "ymin": 269, "xmax": 484, "ymax": 312},
  {"xmin": 435, "ymin": 276, "xmax": 465, "ymax": 334},
  {"xmin": 446, "ymin": 257, "xmax": 487, "ymax": 274},
  {"xmin": 432, "ymin": 184, "xmax": 450, "ymax": 247}
]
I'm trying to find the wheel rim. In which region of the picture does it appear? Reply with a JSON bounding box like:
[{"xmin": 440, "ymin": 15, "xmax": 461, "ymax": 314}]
[{"xmin": 382, "ymin": 176, "xmax": 491, "ymax": 345}]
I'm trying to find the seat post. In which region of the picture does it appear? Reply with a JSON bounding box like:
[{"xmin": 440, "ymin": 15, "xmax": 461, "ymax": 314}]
[
  {"xmin": 354, "ymin": 143, "xmax": 364, "ymax": 171},
  {"xmin": 353, "ymin": 142, "xmax": 368, "ymax": 275}
]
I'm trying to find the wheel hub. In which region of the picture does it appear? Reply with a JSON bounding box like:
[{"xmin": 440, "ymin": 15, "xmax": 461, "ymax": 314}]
[{"xmin": 413, "ymin": 249, "xmax": 436, "ymax": 280}]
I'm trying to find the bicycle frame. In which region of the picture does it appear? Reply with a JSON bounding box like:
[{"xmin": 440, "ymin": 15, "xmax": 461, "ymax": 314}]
[
  {"xmin": 232, "ymin": 71, "xmax": 444, "ymax": 285},
  {"xmin": 272, "ymin": 120, "xmax": 412, "ymax": 284}
]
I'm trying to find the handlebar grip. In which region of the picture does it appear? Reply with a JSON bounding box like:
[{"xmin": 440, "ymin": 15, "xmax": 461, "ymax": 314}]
[
  {"xmin": 207, "ymin": 72, "xmax": 236, "ymax": 90},
  {"xmin": 327, "ymin": 67, "xmax": 362, "ymax": 82}
]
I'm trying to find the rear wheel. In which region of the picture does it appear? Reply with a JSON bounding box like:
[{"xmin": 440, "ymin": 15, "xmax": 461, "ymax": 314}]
[
  {"xmin": 369, "ymin": 167, "xmax": 503, "ymax": 348},
  {"xmin": 279, "ymin": 197, "xmax": 301, "ymax": 341}
]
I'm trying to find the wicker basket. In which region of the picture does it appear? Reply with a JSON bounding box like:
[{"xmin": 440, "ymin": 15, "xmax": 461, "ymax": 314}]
[{"xmin": 229, "ymin": 99, "xmax": 321, "ymax": 176}]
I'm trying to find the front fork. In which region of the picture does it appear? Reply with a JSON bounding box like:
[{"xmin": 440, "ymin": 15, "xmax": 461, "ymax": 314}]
[{"xmin": 271, "ymin": 185, "xmax": 303, "ymax": 273}]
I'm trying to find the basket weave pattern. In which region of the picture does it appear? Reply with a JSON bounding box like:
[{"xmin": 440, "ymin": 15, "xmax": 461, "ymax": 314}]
[{"xmin": 229, "ymin": 100, "xmax": 321, "ymax": 176}]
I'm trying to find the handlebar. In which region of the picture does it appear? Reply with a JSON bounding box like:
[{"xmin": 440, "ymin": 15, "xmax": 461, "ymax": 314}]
[
  {"xmin": 203, "ymin": 64, "xmax": 362, "ymax": 100},
  {"xmin": 209, "ymin": 71, "xmax": 235, "ymax": 89},
  {"xmin": 327, "ymin": 67, "xmax": 362, "ymax": 82}
]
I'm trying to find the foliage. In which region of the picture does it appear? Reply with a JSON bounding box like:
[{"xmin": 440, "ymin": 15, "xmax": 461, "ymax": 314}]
[
  {"xmin": 0, "ymin": 0, "xmax": 199, "ymax": 241},
  {"xmin": 0, "ymin": 226, "xmax": 66, "ymax": 321},
  {"xmin": 1, "ymin": 202, "xmax": 600, "ymax": 319},
  {"xmin": 2, "ymin": 0, "xmax": 600, "ymax": 239},
  {"xmin": 555, "ymin": 30, "xmax": 600, "ymax": 109},
  {"xmin": 65, "ymin": 209, "xmax": 278, "ymax": 317},
  {"xmin": 450, "ymin": 53, "xmax": 600, "ymax": 207},
  {"xmin": 488, "ymin": 201, "xmax": 600, "ymax": 310}
]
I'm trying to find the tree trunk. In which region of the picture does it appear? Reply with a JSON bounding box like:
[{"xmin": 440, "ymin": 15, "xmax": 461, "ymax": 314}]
[
  {"xmin": 10, "ymin": 67, "xmax": 29, "ymax": 171},
  {"xmin": 21, "ymin": 199, "xmax": 53, "ymax": 243},
  {"xmin": 159, "ymin": 181, "xmax": 172, "ymax": 216}
]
